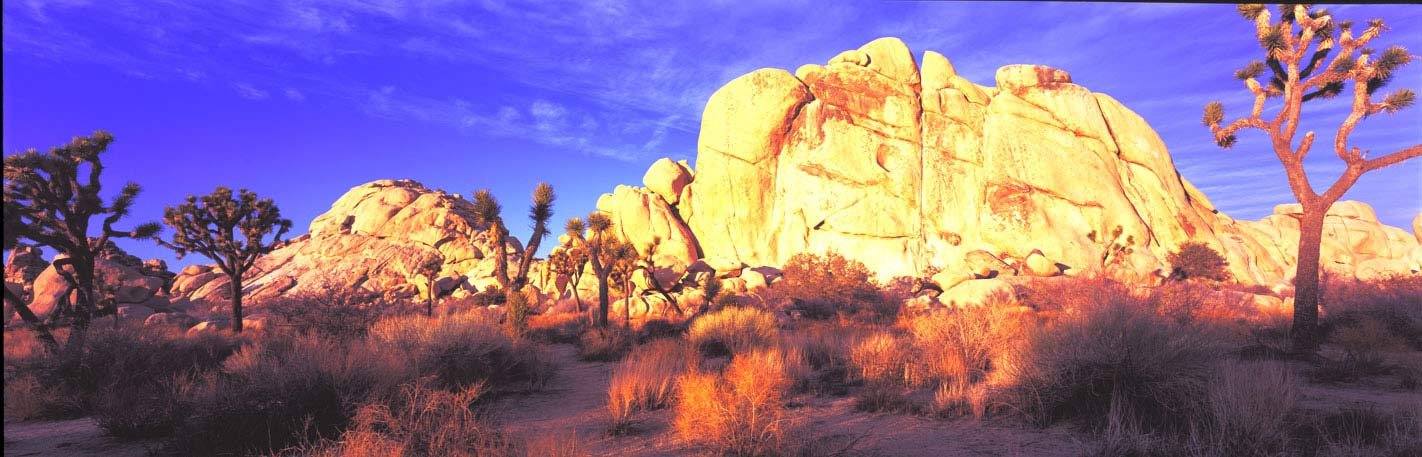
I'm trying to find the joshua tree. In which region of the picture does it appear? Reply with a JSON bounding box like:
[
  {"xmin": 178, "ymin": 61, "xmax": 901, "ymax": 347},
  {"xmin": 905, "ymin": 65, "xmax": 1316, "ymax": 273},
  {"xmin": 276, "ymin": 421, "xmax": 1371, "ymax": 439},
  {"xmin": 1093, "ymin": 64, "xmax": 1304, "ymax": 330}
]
[
  {"xmin": 470, "ymin": 183, "xmax": 556, "ymax": 294},
  {"xmin": 409, "ymin": 252, "xmax": 444, "ymax": 316},
  {"xmin": 158, "ymin": 187, "xmax": 291, "ymax": 333},
  {"xmin": 2, "ymin": 131, "xmax": 161, "ymax": 357},
  {"xmin": 607, "ymin": 239, "xmax": 639, "ymax": 331},
  {"xmin": 635, "ymin": 236, "xmax": 682, "ymax": 315},
  {"xmin": 1204, "ymin": 4, "xmax": 1419, "ymax": 352},
  {"xmin": 564, "ymin": 214, "xmax": 623, "ymax": 328},
  {"xmin": 549, "ymin": 244, "xmax": 589, "ymax": 312}
]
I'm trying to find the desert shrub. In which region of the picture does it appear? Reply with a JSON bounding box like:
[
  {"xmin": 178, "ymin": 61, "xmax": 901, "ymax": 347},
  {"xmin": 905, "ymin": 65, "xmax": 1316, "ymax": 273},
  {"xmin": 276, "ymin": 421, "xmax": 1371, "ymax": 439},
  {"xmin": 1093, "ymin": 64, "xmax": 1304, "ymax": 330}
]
[
  {"xmin": 1189, "ymin": 360, "xmax": 1300, "ymax": 456},
  {"xmin": 527, "ymin": 312, "xmax": 587, "ymax": 344},
  {"xmin": 1001, "ymin": 301, "xmax": 1223, "ymax": 436},
  {"xmin": 577, "ymin": 327, "xmax": 632, "ymax": 362},
  {"xmin": 174, "ymin": 333, "xmax": 411, "ymax": 455},
  {"xmin": 287, "ymin": 383, "xmax": 514, "ymax": 457},
  {"xmin": 854, "ymin": 384, "xmax": 917, "ymax": 414},
  {"xmin": 0, "ymin": 325, "xmax": 241, "ymax": 429},
  {"xmin": 370, "ymin": 312, "xmax": 556, "ymax": 390},
  {"xmin": 908, "ymin": 305, "xmax": 1032, "ymax": 389},
  {"xmin": 674, "ymin": 347, "xmax": 796, "ymax": 455},
  {"xmin": 607, "ymin": 339, "xmax": 696, "ymax": 433},
  {"xmin": 779, "ymin": 251, "xmax": 894, "ymax": 321},
  {"xmin": 1311, "ymin": 407, "xmax": 1422, "ymax": 456},
  {"xmin": 687, "ymin": 306, "xmax": 779, "ymax": 357},
  {"xmin": 1014, "ymin": 276, "xmax": 1135, "ymax": 315},
  {"xmin": 505, "ymin": 289, "xmax": 530, "ymax": 338},
  {"xmin": 469, "ymin": 285, "xmax": 507, "ymax": 307},
  {"xmin": 3, "ymin": 373, "xmax": 84, "ymax": 420},
  {"xmin": 1323, "ymin": 275, "xmax": 1422, "ymax": 350},
  {"xmin": 1167, "ymin": 241, "xmax": 1230, "ymax": 282},
  {"xmin": 83, "ymin": 327, "xmax": 243, "ymax": 438},
  {"xmin": 265, "ymin": 287, "xmax": 413, "ymax": 339},
  {"xmin": 931, "ymin": 381, "xmax": 989, "ymax": 419},
  {"xmin": 636, "ymin": 318, "xmax": 682, "ymax": 343},
  {"xmin": 785, "ymin": 321, "xmax": 864, "ymax": 371},
  {"xmin": 849, "ymin": 332, "xmax": 912, "ymax": 386}
]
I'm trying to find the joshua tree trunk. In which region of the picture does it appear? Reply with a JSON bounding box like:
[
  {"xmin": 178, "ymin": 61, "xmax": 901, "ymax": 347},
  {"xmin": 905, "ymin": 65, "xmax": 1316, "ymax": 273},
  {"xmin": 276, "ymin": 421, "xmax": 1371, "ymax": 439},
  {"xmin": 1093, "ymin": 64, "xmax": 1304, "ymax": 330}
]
[
  {"xmin": 1291, "ymin": 207, "xmax": 1328, "ymax": 353},
  {"xmin": 427, "ymin": 277, "xmax": 436, "ymax": 317},
  {"xmin": 230, "ymin": 270, "xmax": 244, "ymax": 333},
  {"xmin": 596, "ymin": 270, "xmax": 610, "ymax": 328}
]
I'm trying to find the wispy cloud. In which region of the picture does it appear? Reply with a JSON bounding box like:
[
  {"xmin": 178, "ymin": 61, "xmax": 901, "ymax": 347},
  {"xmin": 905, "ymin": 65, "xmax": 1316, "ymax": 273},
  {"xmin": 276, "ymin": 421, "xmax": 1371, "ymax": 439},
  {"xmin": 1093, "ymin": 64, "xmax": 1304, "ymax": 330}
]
[{"xmin": 234, "ymin": 82, "xmax": 269, "ymax": 100}]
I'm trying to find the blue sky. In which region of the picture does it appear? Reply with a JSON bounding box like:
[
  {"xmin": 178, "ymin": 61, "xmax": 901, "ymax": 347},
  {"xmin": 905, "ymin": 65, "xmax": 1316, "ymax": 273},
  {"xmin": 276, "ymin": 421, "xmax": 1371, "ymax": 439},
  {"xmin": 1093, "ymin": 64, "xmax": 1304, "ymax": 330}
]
[{"xmin": 4, "ymin": 1, "xmax": 1420, "ymax": 270}]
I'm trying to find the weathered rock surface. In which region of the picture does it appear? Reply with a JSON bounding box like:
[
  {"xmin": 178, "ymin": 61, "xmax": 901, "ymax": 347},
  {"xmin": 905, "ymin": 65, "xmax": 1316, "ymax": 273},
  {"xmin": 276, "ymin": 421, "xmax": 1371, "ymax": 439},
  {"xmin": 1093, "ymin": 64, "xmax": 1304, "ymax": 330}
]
[
  {"xmin": 169, "ymin": 179, "xmax": 527, "ymax": 306},
  {"xmin": 27, "ymin": 249, "xmax": 170, "ymax": 320},
  {"xmin": 605, "ymin": 37, "xmax": 1418, "ymax": 285}
]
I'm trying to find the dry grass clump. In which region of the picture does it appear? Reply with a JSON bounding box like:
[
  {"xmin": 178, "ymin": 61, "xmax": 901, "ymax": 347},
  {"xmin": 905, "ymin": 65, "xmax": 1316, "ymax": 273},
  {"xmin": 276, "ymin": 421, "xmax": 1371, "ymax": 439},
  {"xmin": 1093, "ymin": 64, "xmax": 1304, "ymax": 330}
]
[
  {"xmin": 370, "ymin": 311, "xmax": 556, "ymax": 390},
  {"xmin": 849, "ymin": 332, "xmax": 912, "ymax": 386},
  {"xmin": 577, "ymin": 327, "xmax": 632, "ymax": 361},
  {"xmin": 1187, "ymin": 360, "xmax": 1300, "ymax": 456},
  {"xmin": 1002, "ymin": 301, "xmax": 1224, "ymax": 436},
  {"xmin": 1311, "ymin": 406, "xmax": 1422, "ymax": 457},
  {"xmin": 607, "ymin": 339, "xmax": 696, "ymax": 433},
  {"xmin": 674, "ymin": 346, "xmax": 799, "ymax": 456},
  {"xmin": 288, "ymin": 383, "xmax": 515, "ymax": 457},
  {"xmin": 1323, "ymin": 275, "xmax": 1422, "ymax": 350},
  {"xmin": 174, "ymin": 333, "xmax": 410, "ymax": 455},
  {"xmin": 908, "ymin": 305, "xmax": 1033, "ymax": 388},
  {"xmin": 527, "ymin": 312, "xmax": 588, "ymax": 344},
  {"xmin": 687, "ymin": 305, "xmax": 779, "ymax": 356}
]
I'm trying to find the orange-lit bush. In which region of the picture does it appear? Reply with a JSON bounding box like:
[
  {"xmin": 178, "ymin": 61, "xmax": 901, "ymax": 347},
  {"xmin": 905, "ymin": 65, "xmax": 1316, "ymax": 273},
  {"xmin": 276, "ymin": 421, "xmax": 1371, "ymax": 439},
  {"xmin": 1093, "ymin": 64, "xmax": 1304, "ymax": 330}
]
[
  {"xmin": 674, "ymin": 347, "xmax": 799, "ymax": 455},
  {"xmin": 849, "ymin": 332, "xmax": 912, "ymax": 386},
  {"xmin": 607, "ymin": 339, "xmax": 696, "ymax": 433},
  {"xmin": 687, "ymin": 305, "xmax": 779, "ymax": 356}
]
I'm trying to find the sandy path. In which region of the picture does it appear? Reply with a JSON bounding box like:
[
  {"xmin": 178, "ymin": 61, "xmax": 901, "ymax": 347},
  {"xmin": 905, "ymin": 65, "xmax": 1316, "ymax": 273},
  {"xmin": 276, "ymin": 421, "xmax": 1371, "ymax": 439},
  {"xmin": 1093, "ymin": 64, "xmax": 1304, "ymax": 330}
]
[{"xmin": 3, "ymin": 418, "xmax": 159, "ymax": 457}]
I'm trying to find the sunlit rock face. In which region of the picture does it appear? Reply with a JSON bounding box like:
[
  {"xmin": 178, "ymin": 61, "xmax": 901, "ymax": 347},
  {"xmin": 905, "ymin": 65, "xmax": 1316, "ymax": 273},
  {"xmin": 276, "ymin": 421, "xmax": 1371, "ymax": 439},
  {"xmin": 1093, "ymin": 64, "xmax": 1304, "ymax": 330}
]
[
  {"xmin": 603, "ymin": 37, "xmax": 1419, "ymax": 284},
  {"xmin": 170, "ymin": 179, "xmax": 526, "ymax": 305}
]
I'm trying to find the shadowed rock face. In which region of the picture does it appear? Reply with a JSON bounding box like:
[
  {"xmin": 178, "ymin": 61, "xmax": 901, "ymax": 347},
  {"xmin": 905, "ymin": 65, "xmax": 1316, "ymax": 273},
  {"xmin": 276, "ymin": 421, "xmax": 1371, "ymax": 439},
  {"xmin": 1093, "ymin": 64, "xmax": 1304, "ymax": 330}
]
[
  {"xmin": 599, "ymin": 37, "xmax": 1420, "ymax": 284},
  {"xmin": 170, "ymin": 179, "xmax": 526, "ymax": 305}
]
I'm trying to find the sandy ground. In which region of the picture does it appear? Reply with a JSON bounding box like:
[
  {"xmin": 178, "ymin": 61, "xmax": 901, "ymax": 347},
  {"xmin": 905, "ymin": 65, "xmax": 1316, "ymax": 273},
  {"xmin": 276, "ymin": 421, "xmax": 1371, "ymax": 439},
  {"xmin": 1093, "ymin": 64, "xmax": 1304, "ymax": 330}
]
[{"xmin": 3, "ymin": 418, "xmax": 158, "ymax": 457}]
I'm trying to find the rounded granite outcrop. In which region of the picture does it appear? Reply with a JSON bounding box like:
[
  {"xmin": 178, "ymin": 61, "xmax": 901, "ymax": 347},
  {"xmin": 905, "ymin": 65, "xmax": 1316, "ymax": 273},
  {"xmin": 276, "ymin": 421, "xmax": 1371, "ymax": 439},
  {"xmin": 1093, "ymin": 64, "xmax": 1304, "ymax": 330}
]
[{"xmin": 597, "ymin": 37, "xmax": 1420, "ymax": 286}]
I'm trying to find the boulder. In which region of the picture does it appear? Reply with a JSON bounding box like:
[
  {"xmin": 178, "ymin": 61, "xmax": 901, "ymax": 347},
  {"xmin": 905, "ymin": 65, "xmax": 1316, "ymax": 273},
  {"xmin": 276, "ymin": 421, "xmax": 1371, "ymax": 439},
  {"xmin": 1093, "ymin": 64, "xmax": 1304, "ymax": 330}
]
[
  {"xmin": 5, "ymin": 245, "xmax": 46, "ymax": 289},
  {"xmin": 1023, "ymin": 250, "xmax": 1062, "ymax": 277},
  {"xmin": 930, "ymin": 270, "xmax": 973, "ymax": 292},
  {"xmin": 28, "ymin": 255, "xmax": 165, "ymax": 318},
  {"xmin": 144, "ymin": 312, "xmax": 198, "ymax": 328},
  {"xmin": 965, "ymin": 250, "xmax": 1012, "ymax": 278},
  {"xmin": 642, "ymin": 158, "xmax": 693, "ymax": 205},
  {"xmin": 939, "ymin": 279, "xmax": 1016, "ymax": 308},
  {"xmin": 742, "ymin": 270, "xmax": 768, "ymax": 291},
  {"xmin": 117, "ymin": 305, "xmax": 155, "ymax": 321},
  {"xmin": 596, "ymin": 185, "xmax": 699, "ymax": 269}
]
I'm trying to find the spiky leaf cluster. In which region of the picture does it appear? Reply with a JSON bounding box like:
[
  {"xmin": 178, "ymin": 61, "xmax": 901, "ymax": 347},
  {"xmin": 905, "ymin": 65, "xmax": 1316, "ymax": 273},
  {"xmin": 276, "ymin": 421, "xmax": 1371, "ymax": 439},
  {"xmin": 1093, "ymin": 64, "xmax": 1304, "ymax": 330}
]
[{"xmin": 1235, "ymin": 61, "xmax": 1266, "ymax": 80}]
